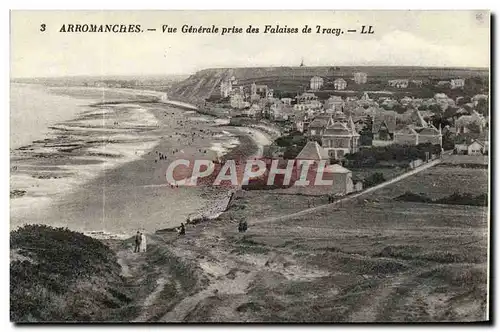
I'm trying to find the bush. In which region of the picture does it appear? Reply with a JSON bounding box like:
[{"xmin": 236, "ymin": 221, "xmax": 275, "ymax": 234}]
[
  {"xmin": 394, "ymin": 191, "xmax": 432, "ymax": 203},
  {"xmin": 10, "ymin": 225, "xmax": 128, "ymax": 322},
  {"xmin": 362, "ymin": 172, "xmax": 385, "ymax": 188},
  {"xmin": 345, "ymin": 143, "xmax": 440, "ymax": 168},
  {"xmin": 395, "ymin": 192, "xmax": 488, "ymax": 206}
]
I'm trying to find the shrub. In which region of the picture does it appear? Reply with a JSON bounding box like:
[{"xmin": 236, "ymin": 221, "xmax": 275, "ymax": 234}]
[
  {"xmin": 362, "ymin": 172, "xmax": 385, "ymax": 188},
  {"xmin": 394, "ymin": 192, "xmax": 488, "ymax": 206},
  {"xmin": 10, "ymin": 225, "xmax": 127, "ymax": 322}
]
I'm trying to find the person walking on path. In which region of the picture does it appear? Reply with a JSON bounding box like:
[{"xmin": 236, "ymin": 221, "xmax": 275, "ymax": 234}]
[
  {"xmin": 134, "ymin": 231, "xmax": 142, "ymax": 253},
  {"xmin": 178, "ymin": 223, "xmax": 186, "ymax": 236},
  {"xmin": 140, "ymin": 232, "xmax": 147, "ymax": 252}
]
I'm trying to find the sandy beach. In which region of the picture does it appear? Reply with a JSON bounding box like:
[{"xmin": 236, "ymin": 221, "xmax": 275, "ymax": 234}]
[{"xmin": 10, "ymin": 86, "xmax": 274, "ymax": 238}]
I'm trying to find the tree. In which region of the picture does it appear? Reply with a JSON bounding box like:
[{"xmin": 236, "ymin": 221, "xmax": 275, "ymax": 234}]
[
  {"xmin": 393, "ymin": 104, "xmax": 407, "ymax": 114},
  {"xmin": 443, "ymin": 106, "xmax": 458, "ymax": 120},
  {"xmin": 442, "ymin": 131, "xmax": 456, "ymax": 151},
  {"xmin": 466, "ymin": 122, "xmax": 481, "ymax": 134},
  {"xmin": 363, "ymin": 172, "xmax": 385, "ymax": 188},
  {"xmin": 476, "ymin": 98, "xmax": 489, "ymax": 116}
]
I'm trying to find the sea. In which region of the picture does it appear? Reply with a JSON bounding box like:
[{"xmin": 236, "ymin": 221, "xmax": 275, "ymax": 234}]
[{"xmin": 10, "ymin": 84, "xmax": 90, "ymax": 150}]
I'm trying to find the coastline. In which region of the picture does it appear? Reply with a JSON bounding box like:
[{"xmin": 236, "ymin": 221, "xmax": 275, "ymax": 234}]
[{"xmin": 10, "ymin": 85, "xmax": 275, "ymax": 238}]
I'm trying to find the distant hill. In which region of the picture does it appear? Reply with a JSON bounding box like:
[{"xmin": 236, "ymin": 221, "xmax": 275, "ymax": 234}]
[{"xmin": 168, "ymin": 66, "xmax": 489, "ymax": 101}]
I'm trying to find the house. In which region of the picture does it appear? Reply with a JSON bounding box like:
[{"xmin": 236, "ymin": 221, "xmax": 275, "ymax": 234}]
[
  {"xmin": 324, "ymin": 164, "xmax": 356, "ymax": 196},
  {"xmin": 333, "ymin": 78, "xmax": 347, "ymax": 90},
  {"xmin": 353, "ymin": 72, "xmax": 368, "ymax": 84},
  {"xmin": 411, "ymin": 80, "xmax": 423, "ymax": 87},
  {"xmin": 268, "ymin": 100, "xmax": 284, "ymax": 119},
  {"xmin": 321, "ymin": 116, "xmax": 360, "ymax": 160},
  {"xmin": 242, "ymin": 104, "xmax": 261, "ymax": 117},
  {"xmin": 230, "ymin": 93, "xmax": 246, "ymax": 109},
  {"xmin": 417, "ymin": 126, "xmax": 443, "ymax": 145},
  {"xmin": 380, "ymin": 98, "xmax": 399, "ymax": 109},
  {"xmin": 310, "ymin": 76, "xmax": 324, "ymax": 90},
  {"xmin": 455, "ymin": 110, "xmax": 486, "ymax": 134},
  {"xmin": 295, "ymin": 112, "xmax": 312, "ymax": 133},
  {"xmin": 472, "ymin": 94, "xmax": 488, "ymax": 107},
  {"xmin": 332, "ymin": 110, "xmax": 347, "ymax": 122},
  {"xmin": 450, "ymin": 78, "xmax": 465, "ymax": 89},
  {"xmin": 372, "ymin": 110, "xmax": 397, "ymax": 141},
  {"xmin": 434, "ymin": 93, "xmax": 451, "ymax": 110},
  {"xmin": 388, "ymin": 79, "xmax": 409, "ymax": 88},
  {"xmin": 324, "ymin": 96, "xmax": 344, "ymax": 112},
  {"xmin": 273, "ymin": 105, "xmax": 294, "ymax": 122},
  {"xmin": 467, "ymin": 140, "xmax": 485, "ymax": 155},
  {"xmin": 307, "ymin": 114, "xmax": 333, "ymax": 137},
  {"xmin": 454, "ymin": 130, "xmax": 489, "ymax": 155},
  {"xmin": 454, "ymin": 138, "xmax": 469, "ymax": 154},
  {"xmin": 250, "ymin": 83, "xmax": 268, "ymax": 98},
  {"xmin": 297, "ymin": 92, "xmax": 319, "ymax": 104},
  {"xmin": 296, "ymin": 141, "xmax": 329, "ymax": 160},
  {"xmin": 281, "ymin": 98, "xmax": 293, "ymax": 106},
  {"xmin": 394, "ymin": 125, "xmax": 442, "ymax": 146},
  {"xmin": 220, "ymin": 80, "xmax": 232, "ymax": 98},
  {"xmin": 400, "ymin": 96, "xmax": 413, "ymax": 106},
  {"xmin": 296, "ymin": 92, "xmax": 322, "ymax": 110},
  {"xmin": 394, "ymin": 126, "xmax": 420, "ymax": 145},
  {"xmin": 267, "ymin": 89, "xmax": 274, "ymax": 99}
]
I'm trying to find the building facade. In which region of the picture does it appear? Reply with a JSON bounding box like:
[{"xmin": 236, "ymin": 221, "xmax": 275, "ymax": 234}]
[
  {"xmin": 310, "ymin": 76, "xmax": 324, "ymax": 90},
  {"xmin": 450, "ymin": 78, "xmax": 465, "ymax": 89},
  {"xmin": 353, "ymin": 72, "xmax": 368, "ymax": 84},
  {"xmin": 333, "ymin": 78, "xmax": 347, "ymax": 90},
  {"xmin": 321, "ymin": 117, "xmax": 360, "ymax": 160}
]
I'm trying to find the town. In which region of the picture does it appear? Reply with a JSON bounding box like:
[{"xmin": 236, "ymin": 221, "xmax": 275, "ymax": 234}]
[{"xmin": 183, "ymin": 66, "xmax": 489, "ymax": 197}]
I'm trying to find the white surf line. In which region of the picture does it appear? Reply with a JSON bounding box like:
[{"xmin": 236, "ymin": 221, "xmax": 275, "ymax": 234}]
[{"xmin": 252, "ymin": 158, "xmax": 442, "ymax": 224}]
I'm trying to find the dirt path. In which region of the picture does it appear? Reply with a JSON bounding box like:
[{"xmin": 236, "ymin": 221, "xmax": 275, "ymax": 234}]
[{"xmin": 348, "ymin": 274, "xmax": 410, "ymax": 322}]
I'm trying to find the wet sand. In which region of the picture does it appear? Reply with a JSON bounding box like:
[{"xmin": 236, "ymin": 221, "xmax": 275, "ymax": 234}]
[{"xmin": 11, "ymin": 95, "xmax": 270, "ymax": 237}]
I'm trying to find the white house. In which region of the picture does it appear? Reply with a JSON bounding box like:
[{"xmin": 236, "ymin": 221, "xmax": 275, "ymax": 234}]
[
  {"xmin": 334, "ymin": 78, "xmax": 347, "ymax": 90},
  {"xmin": 353, "ymin": 72, "xmax": 368, "ymax": 84},
  {"xmin": 450, "ymin": 78, "xmax": 465, "ymax": 89},
  {"xmin": 468, "ymin": 140, "xmax": 486, "ymax": 155},
  {"xmin": 310, "ymin": 76, "xmax": 324, "ymax": 90}
]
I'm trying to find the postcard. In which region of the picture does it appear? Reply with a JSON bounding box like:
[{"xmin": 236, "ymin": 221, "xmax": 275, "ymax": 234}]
[{"xmin": 10, "ymin": 10, "xmax": 490, "ymax": 323}]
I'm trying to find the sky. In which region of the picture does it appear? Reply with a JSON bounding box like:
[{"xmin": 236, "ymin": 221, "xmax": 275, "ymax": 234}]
[{"xmin": 10, "ymin": 10, "xmax": 490, "ymax": 78}]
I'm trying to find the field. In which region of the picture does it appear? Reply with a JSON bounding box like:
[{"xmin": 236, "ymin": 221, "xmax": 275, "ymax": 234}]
[
  {"xmin": 108, "ymin": 162, "xmax": 488, "ymax": 322},
  {"xmin": 369, "ymin": 165, "xmax": 488, "ymax": 201}
]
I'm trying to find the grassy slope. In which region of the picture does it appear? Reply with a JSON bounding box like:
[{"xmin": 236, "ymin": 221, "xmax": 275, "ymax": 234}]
[{"xmin": 10, "ymin": 225, "xmax": 134, "ymax": 322}]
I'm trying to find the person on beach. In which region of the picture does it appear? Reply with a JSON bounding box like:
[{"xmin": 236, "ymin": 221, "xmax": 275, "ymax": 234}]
[
  {"xmin": 178, "ymin": 223, "xmax": 186, "ymax": 236},
  {"xmin": 140, "ymin": 232, "xmax": 147, "ymax": 252},
  {"xmin": 134, "ymin": 231, "xmax": 142, "ymax": 253},
  {"xmin": 238, "ymin": 220, "xmax": 248, "ymax": 233}
]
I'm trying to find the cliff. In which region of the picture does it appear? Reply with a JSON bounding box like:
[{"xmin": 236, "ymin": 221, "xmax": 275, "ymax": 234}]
[{"xmin": 168, "ymin": 66, "xmax": 489, "ymax": 102}]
